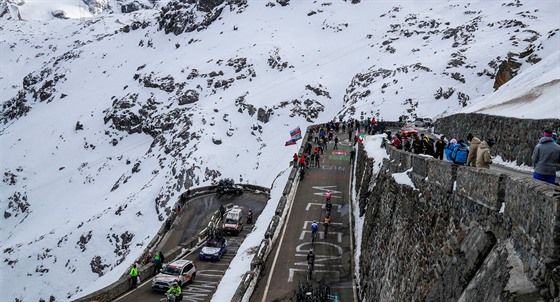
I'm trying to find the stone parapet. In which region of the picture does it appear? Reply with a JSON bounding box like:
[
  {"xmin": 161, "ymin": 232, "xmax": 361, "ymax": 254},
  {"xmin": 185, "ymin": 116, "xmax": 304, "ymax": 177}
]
[
  {"xmin": 357, "ymin": 143, "xmax": 560, "ymax": 301},
  {"xmin": 455, "ymin": 166, "xmax": 504, "ymax": 212},
  {"xmin": 504, "ymin": 176, "xmax": 560, "ymax": 261},
  {"xmin": 435, "ymin": 113, "xmax": 560, "ymax": 166}
]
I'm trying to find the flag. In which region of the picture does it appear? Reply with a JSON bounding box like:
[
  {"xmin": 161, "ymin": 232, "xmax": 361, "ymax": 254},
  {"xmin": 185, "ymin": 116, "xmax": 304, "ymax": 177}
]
[
  {"xmin": 285, "ymin": 139, "xmax": 297, "ymax": 146},
  {"xmin": 290, "ymin": 126, "xmax": 302, "ymax": 140}
]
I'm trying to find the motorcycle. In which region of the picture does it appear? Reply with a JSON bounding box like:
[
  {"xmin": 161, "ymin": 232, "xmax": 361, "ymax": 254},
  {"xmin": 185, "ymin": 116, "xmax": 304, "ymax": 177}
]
[
  {"xmin": 247, "ymin": 211, "xmax": 253, "ymax": 224},
  {"xmin": 166, "ymin": 292, "xmax": 181, "ymax": 302}
]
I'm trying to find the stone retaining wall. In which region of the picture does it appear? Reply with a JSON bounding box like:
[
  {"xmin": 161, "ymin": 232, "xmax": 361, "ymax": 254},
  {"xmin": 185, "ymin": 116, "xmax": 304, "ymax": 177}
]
[
  {"xmin": 435, "ymin": 113, "xmax": 560, "ymax": 165},
  {"xmin": 357, "ymin": 145, "xmax": 560, "ymax": 301}
]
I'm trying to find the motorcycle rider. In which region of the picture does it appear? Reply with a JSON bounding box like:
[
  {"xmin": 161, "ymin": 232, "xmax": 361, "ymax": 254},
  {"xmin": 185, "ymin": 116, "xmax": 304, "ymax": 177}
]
[
  {"xmin": 247, "ymin": 209, "xmax": 254, "ymax": 224},
  {"xmin": 167, "ymin": 282, "xmax": 182, "ymax": 302}
]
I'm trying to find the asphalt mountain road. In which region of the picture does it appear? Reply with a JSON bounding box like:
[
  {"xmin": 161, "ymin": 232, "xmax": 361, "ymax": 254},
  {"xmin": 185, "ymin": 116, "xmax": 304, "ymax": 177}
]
[
  {"xmin": 116, "ymin": 192, "xmax": 269, "ymax": 302},
  {"xmin": 251, "ymin": 133, "xmax": 357, "ymax": 302}
]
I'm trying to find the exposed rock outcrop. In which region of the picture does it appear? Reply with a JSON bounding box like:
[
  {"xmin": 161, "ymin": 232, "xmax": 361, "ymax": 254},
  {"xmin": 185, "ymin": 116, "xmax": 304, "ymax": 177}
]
[{"xmin": 493, "ymin": 59, "xmax": 521, "ymax": 90}]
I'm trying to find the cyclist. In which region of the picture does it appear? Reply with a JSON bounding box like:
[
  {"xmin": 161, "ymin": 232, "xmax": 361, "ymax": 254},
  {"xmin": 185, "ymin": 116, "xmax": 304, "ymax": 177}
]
[
  {"xmin": 323, "ymin": 215, "xmax": 331, "ymax": 225},
  {"xmin": 311, "ymin": 220, "xmax": 319, "ymax": 242},
  {"xmin": 325, "ymin": 190, "xmax": 332, "ymax": 202},
  {"xmin": 323, "ymin": 215, "xmax": 331, "ymax": 236},
  {"xmin": 306, "ymin": 249, "xmax": 315, "ymax": 276},
  {"xmin": 325, "ymin": 199, "xmax": 333, "ymax": 216}
]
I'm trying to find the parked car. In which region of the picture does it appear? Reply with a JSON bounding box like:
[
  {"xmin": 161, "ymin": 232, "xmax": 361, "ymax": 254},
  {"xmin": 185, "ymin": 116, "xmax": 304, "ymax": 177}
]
[
  {"xmin": 199, "ymin": 236, "xmax": 228, "ymax": 261},
  {"xmin": 216, "ymin": 178, "xmax": 243, "ymax": 195},
  {"xmin": 414, "ymin": 118, "xmax": 433, "ymax": 127},
  {"xmin": 400, "ymin": 125, "xmax": 418, "ymax": 137},
  {"xmin": 222, "ymin": 206, "xmax": 244, "ymax": 235},
  {"xmin": 152, "ymin": 259, "xmax": 196, "ymax": 291}
]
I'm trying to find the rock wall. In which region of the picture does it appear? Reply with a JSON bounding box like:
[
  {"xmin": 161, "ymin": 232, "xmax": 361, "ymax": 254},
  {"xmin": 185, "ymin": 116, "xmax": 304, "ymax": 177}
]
[
  {"xmin": 357, "ymin": 145, "xmax": 560, "ymax": 302},
  {"xmin": 434, "ymin": 113, "xmax": 560, "ymax": 166}
]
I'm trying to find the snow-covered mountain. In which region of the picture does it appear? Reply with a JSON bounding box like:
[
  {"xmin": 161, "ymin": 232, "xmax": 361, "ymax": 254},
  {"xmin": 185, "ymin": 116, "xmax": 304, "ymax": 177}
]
[{"xmin": 1, "ymin": 0, "xmax": 558, "ymax": 301}]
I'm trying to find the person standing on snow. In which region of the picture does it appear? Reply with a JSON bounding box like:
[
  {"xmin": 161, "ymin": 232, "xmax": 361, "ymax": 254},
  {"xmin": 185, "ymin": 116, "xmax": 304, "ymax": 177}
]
[{"xmin": 532, "ymin": 129, "xmax": 560, "ymax": 184}]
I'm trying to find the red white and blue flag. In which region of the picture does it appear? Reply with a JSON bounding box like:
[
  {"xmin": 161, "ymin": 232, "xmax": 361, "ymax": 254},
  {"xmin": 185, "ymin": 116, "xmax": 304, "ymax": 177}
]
[
  {"xmin": 290, "ymin": 126, "xmax": 302, "ymax": 140},
  {"xmin": 285, "ymin": 139, "xmax": 297, "ymax": 146}
]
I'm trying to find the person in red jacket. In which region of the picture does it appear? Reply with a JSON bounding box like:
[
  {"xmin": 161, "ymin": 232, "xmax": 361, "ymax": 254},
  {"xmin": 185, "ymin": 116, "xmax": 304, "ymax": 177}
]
[
  {"xmin": 392, "ymin": 135, "xmax": 402, "ymax": 149},
  {"xmin": 299, "ymin": 154, "xmax": 306, "ymax": 169}
]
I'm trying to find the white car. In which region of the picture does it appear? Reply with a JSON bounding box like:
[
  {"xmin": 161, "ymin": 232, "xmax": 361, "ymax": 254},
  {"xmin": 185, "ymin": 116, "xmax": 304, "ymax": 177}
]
[
  {"xmin": 414, "ymin": 118, "xmax": 433, "ymax": 127},
  {"xmin": 222, "ymin": 206, "xmax": 244, "ymax": 235},
  {"xmin": 152, "ymin": 259, "xmax": 196, "ymax": 291}
]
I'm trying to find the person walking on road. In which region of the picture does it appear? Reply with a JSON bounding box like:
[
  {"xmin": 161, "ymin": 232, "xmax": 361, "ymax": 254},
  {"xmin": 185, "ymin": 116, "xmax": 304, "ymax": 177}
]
[
  {"xmin": 350, "ymin": 149, "xmax": 356, "ymax": 164},
  {"xmin": 334, "ymin": 136, "xmax": 339, "ymax": 150},
  {"xmin": 532, "ymin": 129, "xmax": 560, "ymax": 184},
  {"xmin": 466, "ymin": 133, "xmax": 482, "ymax": 167},
  {"xmin": 476, "ymin": 139, "xmax": 495, "ymax": 169}
]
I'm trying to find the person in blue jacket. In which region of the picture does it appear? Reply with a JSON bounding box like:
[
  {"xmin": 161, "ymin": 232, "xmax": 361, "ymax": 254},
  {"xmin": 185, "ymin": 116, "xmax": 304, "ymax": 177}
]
[
  {"xmin": 445, "ymin": 138, "xmax": 458, "ymax": 161},
  {"xmin": 450, "ymin": 140, "xmax": 469, "ymax": 165}
]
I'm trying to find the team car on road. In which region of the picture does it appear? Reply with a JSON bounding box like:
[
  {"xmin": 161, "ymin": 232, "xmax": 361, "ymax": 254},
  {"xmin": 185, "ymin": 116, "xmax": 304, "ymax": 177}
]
[
  {"xmin": 152, "ymin": 259, "xmax": 196, "ymax": 291},
  {"xmin": 216, "ymin": 178, "xmax": 243, "ymax": 195},
  {"xmin": 222, "ymin": 206, "xmax": 244, "ymax": 235},
  {"xmin": 199, "ymin": 236, "xmax": 228, "ymax": 261}
]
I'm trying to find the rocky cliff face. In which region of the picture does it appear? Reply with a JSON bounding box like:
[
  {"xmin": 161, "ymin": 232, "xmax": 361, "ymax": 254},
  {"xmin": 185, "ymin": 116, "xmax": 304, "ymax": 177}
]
[{"xmin": 355, "ymin": 144, "xmax": 560, "ymax": 301}]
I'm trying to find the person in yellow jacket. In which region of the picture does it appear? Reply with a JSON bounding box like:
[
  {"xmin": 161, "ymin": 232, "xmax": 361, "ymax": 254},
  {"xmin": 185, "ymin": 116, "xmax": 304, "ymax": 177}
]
[
  {"xmin": 167, "ymin": 282, "xmax": 182, "ymax": 301},
  {"xmin": 129, "ymin": 263, "xmax": 139, "ymax": 289}
]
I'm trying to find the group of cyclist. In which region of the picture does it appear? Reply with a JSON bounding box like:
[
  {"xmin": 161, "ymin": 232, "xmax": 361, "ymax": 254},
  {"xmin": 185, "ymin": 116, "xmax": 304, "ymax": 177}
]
[{"xmin": 307, "ymin": 190, "xmax": 334, "ymax": 280}]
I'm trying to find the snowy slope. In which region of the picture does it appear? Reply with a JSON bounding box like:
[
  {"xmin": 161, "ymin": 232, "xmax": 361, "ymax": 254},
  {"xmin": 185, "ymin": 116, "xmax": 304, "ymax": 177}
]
[{"xmin": 1, "ymin": 0, "xmax": 559, "ymax": 301}]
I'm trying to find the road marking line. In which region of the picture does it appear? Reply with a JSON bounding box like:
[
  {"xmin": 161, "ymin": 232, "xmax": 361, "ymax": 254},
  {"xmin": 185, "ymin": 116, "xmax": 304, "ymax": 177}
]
[{"xmin": 260, "ymin": 174, "xmax": 299, "ymax": 302}]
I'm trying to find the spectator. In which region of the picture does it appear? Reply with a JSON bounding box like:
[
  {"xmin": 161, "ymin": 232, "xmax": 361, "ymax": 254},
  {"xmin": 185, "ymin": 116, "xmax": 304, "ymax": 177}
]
[
  {"xmin": 422, "ymin": 135, "xmax": 435, "ymax": 156},
  {"xmin": 412, "ymin": 134, "xmax": 423, "ymax": 154},
  {"xmin": 445, "ymin": 138, "xmax": 458, "ymax": 161},
  {"xmin": 476, "ymin": 139, "xmax": 495, "ymax": 169},
  {"xmin": 466, "ymin": 133, "xmax": 481, "ymax": 167},
  {"xmin": 450, "ymin": 140, "xmax": 469, "ymax": 165},
  {"xmin": 531, "ymin": 129, "xmax": 560, "ymax": 184},
  {"xmin": 435, "ymin": 136, "xmax": 446, "ymax": 160},
  {"xmin": 350, "ymin": 149, "xmax": 356, "ymax": 164},
  {"xmin": 392, "ymin": 134, "xmax": 402, "ymax": 149}
]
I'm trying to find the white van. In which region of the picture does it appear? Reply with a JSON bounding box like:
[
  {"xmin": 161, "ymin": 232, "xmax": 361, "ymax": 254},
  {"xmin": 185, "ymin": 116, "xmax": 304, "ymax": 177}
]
[{"xmin": 222, "ymin": 206, "xmax": 244, "ymax": 235}]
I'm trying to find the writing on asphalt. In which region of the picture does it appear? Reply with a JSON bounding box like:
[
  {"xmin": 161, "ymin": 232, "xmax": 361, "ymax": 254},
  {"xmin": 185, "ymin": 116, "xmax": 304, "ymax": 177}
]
[{"xmin": 287, "ymin": 196, "xmax": 345, "ymax": 282}]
